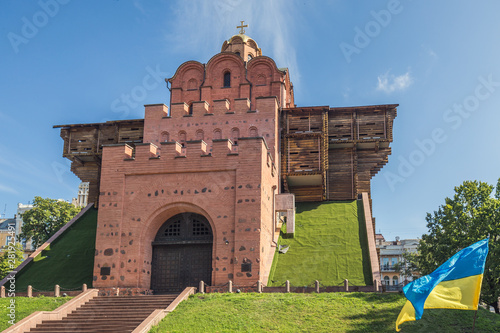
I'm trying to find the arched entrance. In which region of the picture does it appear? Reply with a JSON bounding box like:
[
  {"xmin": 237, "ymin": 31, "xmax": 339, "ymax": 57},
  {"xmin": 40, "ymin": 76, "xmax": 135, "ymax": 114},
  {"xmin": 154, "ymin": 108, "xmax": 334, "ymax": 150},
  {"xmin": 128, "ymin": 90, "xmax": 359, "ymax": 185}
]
[{"xmin": 151, "ymin": 212, "xmax": 213, "ymax": 293}]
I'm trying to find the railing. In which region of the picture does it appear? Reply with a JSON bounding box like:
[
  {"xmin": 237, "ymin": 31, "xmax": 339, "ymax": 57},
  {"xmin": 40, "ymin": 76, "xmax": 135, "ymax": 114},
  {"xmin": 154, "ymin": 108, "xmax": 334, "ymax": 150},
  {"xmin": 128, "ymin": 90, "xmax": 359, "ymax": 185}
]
[
  {"xmin": 383, "ymin": 285, "xmax": 403, "ymax": 292},
  {"xmin": 381, "ymin": 265, "xmax": 397, "ymax": 272},
  {"xmin": 198, "ymin": 279, "xmax": 382, "ymax": 294}
]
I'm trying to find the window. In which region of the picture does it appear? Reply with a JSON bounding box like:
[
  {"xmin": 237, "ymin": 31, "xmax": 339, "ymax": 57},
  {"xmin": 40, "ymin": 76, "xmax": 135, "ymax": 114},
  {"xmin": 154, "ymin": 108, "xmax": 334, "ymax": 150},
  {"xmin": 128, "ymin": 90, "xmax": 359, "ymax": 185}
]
[
  {"xmin": 213, "ymin": 129, "xmax": 222, "ymax": 140},
  {"xmin": 187, "ymin": 78, "xmax": 197, "ymax": 90},
  {"xmin": 391, "ymin": 257, "xmax": 398, "ymax": 268},
  {"xmin": 383, "ymin": 276, "xmax": 390, "ymax": 286},
  {"xmin": 393, "ymin": 276, "xmax": 399, "ymax": 286},
  {"xmin": 223, "ymin": 71, "xmax": 231, "ymax": 88},
  {"xmin": 196, "ymin": 129, "xmax": 204, "ymax": 141},
  {"xmin": 235, "ymin": 51, "xmax": 241, "ymax": 58},
  {"xmin": 382, "ymin": 257, "xmax": 389, "ymax": 270},
  {"xmin": 248, "ymin": 54, "xmax": 253, "ymax": 61},
  {"xmin": 231, "ymin": 128, "xmax": 240, "ymax": 145},
  {"xmin": 178, "ymin": 131, "xmax": 187, "ymax": 144},
  {"xmin": 249, "ymin": 127, "xmax": 258, "ymax": 137},
  {"xmin": 188, "ymin": 103, "xmax": 193, "ymax": 115}
]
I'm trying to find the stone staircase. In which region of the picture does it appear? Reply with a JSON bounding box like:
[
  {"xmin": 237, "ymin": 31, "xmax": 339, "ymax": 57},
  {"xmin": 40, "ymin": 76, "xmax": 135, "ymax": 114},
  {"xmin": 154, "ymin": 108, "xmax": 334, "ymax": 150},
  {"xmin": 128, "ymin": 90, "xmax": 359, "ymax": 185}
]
[{"xmin": 26, "ymin": 294, "xmax": 178, "ymax": 333}]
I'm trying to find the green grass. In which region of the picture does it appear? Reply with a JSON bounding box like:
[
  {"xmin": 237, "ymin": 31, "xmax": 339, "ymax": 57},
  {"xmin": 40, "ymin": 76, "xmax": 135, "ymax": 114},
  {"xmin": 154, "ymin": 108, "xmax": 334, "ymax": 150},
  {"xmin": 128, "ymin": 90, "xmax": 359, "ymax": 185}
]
[
  {"xmin": 0, "ymin": 296, "xmax": 73, "ymax": 331},
  {"xmin": 13, "ymin": 207, "xmax": 98, "ymax": 292},
  {"xmin": 149, "ymin": 293, "xmax": 500, "ymax": 333},
  {"xmin": 268, "ymin": 201, "xmax": 372, "ymax": 287}
]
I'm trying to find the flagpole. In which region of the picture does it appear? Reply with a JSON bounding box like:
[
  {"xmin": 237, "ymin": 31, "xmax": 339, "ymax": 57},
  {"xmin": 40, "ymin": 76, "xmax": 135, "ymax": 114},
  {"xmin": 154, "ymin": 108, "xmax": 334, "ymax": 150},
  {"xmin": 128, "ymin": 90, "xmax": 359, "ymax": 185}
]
[{"xmin": 472, "ymin": 235, "xmax": 489, "ymax": 333}]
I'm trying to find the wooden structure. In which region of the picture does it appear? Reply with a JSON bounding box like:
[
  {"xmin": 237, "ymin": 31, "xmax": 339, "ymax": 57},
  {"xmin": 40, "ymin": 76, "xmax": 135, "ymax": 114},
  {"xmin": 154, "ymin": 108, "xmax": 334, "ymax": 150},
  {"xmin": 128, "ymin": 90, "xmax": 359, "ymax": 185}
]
[
  {"xmin": 55, "ymin": 103, "xmax": 398, "ymax": 205},
  {"xmin": 53, "ymin": 120, "xmax": 144, "ymax": 204},
  {"xmin": 281, "ymin": 104, "xmax": 397, "ymax": 202}
]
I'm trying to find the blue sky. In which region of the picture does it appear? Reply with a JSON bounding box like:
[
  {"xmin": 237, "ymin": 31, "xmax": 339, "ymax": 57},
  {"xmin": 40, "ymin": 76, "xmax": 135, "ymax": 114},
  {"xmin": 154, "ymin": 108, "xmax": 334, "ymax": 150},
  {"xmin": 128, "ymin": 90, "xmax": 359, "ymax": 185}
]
[{"xmin": 1, "ymin": 0, "xmax": 499, "ymax": 241}]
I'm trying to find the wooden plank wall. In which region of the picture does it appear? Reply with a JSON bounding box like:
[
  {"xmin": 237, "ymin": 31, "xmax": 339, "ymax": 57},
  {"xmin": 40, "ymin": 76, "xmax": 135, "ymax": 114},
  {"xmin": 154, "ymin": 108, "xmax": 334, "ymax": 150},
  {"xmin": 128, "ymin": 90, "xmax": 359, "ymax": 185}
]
[
  {"xmin": 357, "ymin": 111, "xmax": 386, "ymax": 140},
  {"xmin": 328, "ymin": 112, "xmax": 353, "ymax": 140},
  {"xmin": 286, "ymin": 113, "xmax": 323, "ymax": 133},
  {"xmin": 288, "ymin": 185, "xmax": 323, "ymax": 202},
  {"xmin": 286, "ymin": 136, "xmax": 321, "ymax": 173},
  {"xmin": 327, "ymin": 148, "xmax": 356, "ymax": 200}
]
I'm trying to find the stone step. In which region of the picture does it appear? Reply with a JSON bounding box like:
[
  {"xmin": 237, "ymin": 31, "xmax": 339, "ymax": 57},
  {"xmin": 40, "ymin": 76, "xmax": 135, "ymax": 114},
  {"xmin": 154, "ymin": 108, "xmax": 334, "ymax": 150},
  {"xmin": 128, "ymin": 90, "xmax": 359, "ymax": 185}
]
[
  {"xmin": 29, "ymin": 327, "xmax": 135, "ymax": 333},
  {"xmin": 62, "ymin": 310, "xmax": 154, "ymax": 320},
  {"xmin": 61, "ymin": 317, "xmax": 146, "ymax": 322},
  {"xmin": 77, "ymin": 304, "xmax": 168, "ymax": 309},
  {"xmin": 28, "ymin": 293, "xmax": 180, "ymax": 332}
]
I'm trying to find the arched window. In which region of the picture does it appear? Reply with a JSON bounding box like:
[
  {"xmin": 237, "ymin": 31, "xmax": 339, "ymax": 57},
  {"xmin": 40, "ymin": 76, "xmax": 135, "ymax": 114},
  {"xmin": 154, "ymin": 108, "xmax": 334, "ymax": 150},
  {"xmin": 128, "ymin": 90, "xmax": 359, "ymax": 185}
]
[
  {"xmin": 178, "ymin": 131, "xmax": 186, "ymax": 144},
  {"xmin": 256, "ymin": 73, "xmax": 266, "ymax": 86},
  {"xmin": 161, "ymin": 131, "xmax": 169, "ymax": 142},
  {"xmin": 188, "ymin": 103, "xmax": 193, "ymax": 115},
  {"xmin": 383, "ymin": 276, "xmax": 390, "ymax": 286},
  {"xmin": 249, "ymin": 126, "xmax": 258, "ymax": 137},
  {"xmin": 247, "ymin": 54, "xmax": 253, "ymax": 61},
  {"xmin": 393, "ymin": 276, "xmax": 399, "ymax": 286},
  {"xmin": 187, "ymin": 78, "xmax": 197, "ymax": 90},
  {"xmin": 235, "ymin": 51, "xmax": 241, "ymax": 58},
  {"xmin": 196, "ymin": 129, "xmax": 204, "ymax": 141},
  {"xmin": 213, "ymin": 129, "xmax": 222, "ymax": 140},
  {"xmin": 223, "ymin": 71, "xmax": 231, "ymax": 88},
  {"xmin": 231, "ymin": 128, "xmax": 239, "ymax": 145}
]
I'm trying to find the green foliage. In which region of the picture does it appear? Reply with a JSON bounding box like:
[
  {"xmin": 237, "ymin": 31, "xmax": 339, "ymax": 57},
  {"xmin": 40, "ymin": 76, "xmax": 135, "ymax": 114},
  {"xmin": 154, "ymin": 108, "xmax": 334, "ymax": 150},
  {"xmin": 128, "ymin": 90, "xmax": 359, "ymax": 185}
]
[
  {"xmin": 149, "ymin": 292, "xmax": 500, "ymax": 332},
  {"xmin": 393, "ymin": 251, "xmax": 419, "ymax": 284},
  {"xmin": 0, "ymin": 242, "xmax": 24, "ymax": 280},
  {"xmin": 0, "ymin": 296, "xmax": 72, "ymax": 331},
  {"xmin": 19, "ymin": 196, "xmax": 81, "ymax": 248},
  {"xmin": 418, "ymin": 179, "xmax": 500, "ymax": 313}
]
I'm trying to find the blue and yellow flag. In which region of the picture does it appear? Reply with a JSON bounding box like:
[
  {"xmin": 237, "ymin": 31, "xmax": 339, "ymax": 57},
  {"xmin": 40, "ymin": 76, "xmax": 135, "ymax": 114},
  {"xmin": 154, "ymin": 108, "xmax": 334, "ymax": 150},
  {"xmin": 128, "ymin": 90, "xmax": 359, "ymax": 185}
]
[{"xmin": 396, "ymin": 238, "xmax": 489, "ymax": 331}]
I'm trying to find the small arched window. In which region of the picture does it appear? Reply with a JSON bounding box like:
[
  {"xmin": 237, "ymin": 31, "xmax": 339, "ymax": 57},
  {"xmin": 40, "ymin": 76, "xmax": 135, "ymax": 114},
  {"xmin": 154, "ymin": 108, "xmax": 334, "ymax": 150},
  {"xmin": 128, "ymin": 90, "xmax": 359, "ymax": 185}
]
[
  {"xmin": 393, "ymin": 276, "xmax": 399, "ymax": 286},
  {"xmin": 383, "ymin": 276, "xmax": 390, "ymax": 285},
  {"xmin": 247, "ymin": 54, "xmax": 253, "ymax": 61},
  {"xmin": 178, "ymin": 131, "xmax": 187, "ymax": 144},
  {"xmin": 231, "ymin": 128, "xmax": 240, "ymax": 145},
  {"xmin": 188, "ymin": 103, "xmax": 193, "ymax": 115},
  {"xmin": 161, "ymin": 131, "xmax": 169, "ymax": 142},
  {"xmin": 196, "ymin": 129, "xmax": 204, "ymax": 141},
  {"xmin": 213, "ymin": 129, "xmax": 222, "ymax": 140},
  {"xmin": 249, "ymin": 126, "xmax": 258, "ymax": 137},
  {"xmin": 223, "ymin": 71, "xmax": 231, "ymax": 88},
  {"xmin": 235, "ymin": 51, "xmax": 241, "ymax": 58},
  {"xmin": 187, "ymin": 78, "xmax": 197, "ymax": 90}
]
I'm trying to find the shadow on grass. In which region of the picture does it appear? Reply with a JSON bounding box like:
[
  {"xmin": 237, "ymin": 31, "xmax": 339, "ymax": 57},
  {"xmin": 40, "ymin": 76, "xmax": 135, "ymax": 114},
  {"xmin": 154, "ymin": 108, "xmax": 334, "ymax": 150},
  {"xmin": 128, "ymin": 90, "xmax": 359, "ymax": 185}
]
[{"xmin": 341, "ymin": 293, "xmax": 500, "ymax": 333}]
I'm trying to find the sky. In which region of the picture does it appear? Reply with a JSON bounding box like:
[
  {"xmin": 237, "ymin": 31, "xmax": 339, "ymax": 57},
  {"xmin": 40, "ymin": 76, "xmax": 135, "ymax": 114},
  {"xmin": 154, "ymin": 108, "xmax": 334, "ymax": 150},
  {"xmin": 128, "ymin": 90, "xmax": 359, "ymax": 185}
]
[{"xmin": 1, "ymin": 0, "xmax": 499, "ymax": 241}]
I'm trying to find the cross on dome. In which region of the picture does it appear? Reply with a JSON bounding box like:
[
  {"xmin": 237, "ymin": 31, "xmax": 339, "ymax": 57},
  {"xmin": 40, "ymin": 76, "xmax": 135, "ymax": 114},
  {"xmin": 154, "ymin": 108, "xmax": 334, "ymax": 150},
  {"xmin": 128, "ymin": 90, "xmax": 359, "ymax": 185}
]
[{"xmin": 237, "ymin": 21, "xmax": 248, "ymax": 34}]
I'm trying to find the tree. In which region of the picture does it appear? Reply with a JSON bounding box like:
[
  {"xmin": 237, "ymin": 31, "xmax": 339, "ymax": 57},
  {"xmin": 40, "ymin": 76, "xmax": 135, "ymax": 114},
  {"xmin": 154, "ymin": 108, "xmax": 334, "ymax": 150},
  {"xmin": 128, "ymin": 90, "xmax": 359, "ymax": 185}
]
[
  {"xmin": 394, "ymin": 250, "xmax": 419, "ymax": 286},
  {"xmin": 19, "ymin": 197, "xmax": 81, "ymax": 249},
  {"xmin": 0, "ymin": 242, "xmax": 24, "ymax": 280},
  {"xmin": 417, "ymin": 179, "xmax": 500, "ymax": 313}
]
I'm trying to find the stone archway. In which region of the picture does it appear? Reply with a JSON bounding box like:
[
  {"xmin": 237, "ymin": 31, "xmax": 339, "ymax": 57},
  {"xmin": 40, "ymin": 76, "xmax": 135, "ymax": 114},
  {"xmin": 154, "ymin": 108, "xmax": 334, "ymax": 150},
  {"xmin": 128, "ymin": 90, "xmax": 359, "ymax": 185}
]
[{"xmin": 151, "ymin": 212, "xmax": 213, "ymax": 293}]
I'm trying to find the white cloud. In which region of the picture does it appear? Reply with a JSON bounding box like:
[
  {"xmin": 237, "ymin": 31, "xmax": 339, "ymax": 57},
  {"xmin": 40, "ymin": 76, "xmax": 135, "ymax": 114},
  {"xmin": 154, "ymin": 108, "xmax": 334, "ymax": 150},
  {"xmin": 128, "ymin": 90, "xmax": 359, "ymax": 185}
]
[
  {"xmin": 0, "ymin": 184, "xmax": 18, "ymax": 195},
  {"xmin": 133, "ymin": 1, "xmax": 146, "ymax": 15},
  {"xmin": 377, "ymin": 71, "xmax": 413, "ymax": 93},
  {"xmin": 164, "ymin": 0, "xmax": 301, "ymax": 87}
]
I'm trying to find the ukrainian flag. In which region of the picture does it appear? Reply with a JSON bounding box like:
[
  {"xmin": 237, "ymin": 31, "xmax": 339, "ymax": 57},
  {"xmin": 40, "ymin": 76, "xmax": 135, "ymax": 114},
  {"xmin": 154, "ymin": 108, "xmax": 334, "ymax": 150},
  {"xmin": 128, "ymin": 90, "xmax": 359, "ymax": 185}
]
[{"xmin": 396, "ymin": 238, "xmax": 489, "ymax": 331}]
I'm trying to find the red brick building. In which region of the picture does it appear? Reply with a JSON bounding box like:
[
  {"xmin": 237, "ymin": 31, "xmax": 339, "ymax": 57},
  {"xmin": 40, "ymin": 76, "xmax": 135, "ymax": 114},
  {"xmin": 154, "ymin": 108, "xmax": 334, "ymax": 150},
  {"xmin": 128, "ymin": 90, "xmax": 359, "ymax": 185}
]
[{"xmin": 55, "ymin": 29, "xmax": 397, "ymax": 294}]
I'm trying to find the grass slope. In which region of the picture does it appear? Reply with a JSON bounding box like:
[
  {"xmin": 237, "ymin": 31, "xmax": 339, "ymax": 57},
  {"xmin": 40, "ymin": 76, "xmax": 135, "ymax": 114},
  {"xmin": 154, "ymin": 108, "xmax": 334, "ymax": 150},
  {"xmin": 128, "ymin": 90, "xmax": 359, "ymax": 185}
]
[
  {"xmin": 13, "ymin": 207, "xmax": 98, "ymax": 292},
  {"xmin": 268, "ymin": 201, "xmax": 372, "ymax": 287},
  {"xmin": 0, "ymin": 296, "xmax": 73, "ymax": 331},
  {"xmin": 150, "ymin": 293, "xmax": 500, "ymax": 333}
]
